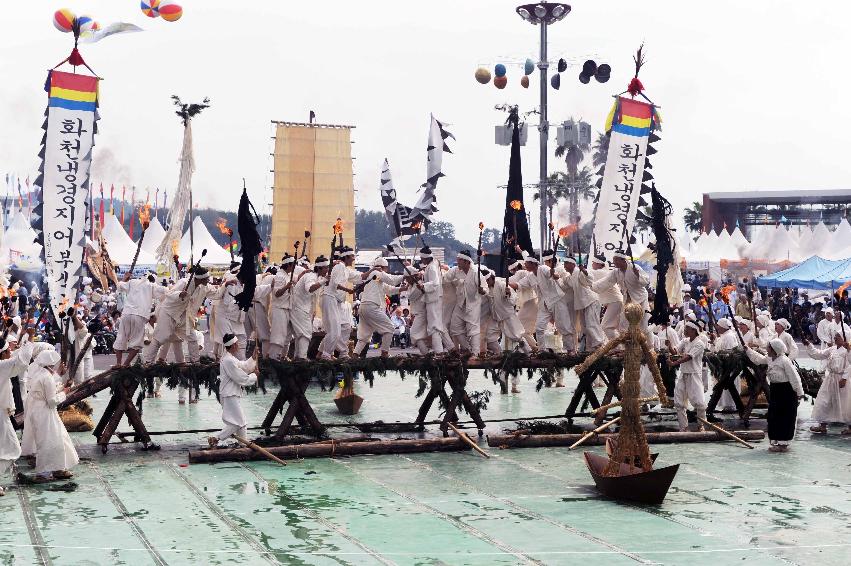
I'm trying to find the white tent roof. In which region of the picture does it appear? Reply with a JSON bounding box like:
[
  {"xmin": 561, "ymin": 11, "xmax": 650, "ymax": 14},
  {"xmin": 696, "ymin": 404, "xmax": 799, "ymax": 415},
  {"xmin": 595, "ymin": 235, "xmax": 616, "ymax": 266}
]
[
  {"xmin": 179, "ymin": 216, "xmax": 233, "ymax": 266},
  {"xmin": 730, "ymin": 226, "xmax": 750, "ymax": 255},
  {"xmin": 690, "ymin": 231, "xmax": 718, "ymax": 262},
  {"xmin": 3, "ymin": 211, "xmax": 42, "ymax": 261},
  {"xmin": 677, "ymin": 232, "xmax": 696, "ymax": 259},
  {"xmin": 140, "ymin": 217, "xmax": 166, "ymax": 257},
  {"xmin": 102, "ymin": 214, "xmax": 158, "ymax": 267},
  {"xmin": 713, "ymin": 229, "xmax": 741, "ymax": 261},
  {"xmin": 825, "ymin": 219, "xmax": 851, "ymax": 260},
  {"xmin": 748, "ymin": 225, "xmax": 799, "ymax": 261}
]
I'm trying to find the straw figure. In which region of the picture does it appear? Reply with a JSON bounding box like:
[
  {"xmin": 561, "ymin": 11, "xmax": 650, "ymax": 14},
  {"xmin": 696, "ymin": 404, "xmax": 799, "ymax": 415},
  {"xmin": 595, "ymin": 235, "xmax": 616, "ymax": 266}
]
[{"xmin": 574, "ymin": 302, "xmax": 671, "ymax": 476}]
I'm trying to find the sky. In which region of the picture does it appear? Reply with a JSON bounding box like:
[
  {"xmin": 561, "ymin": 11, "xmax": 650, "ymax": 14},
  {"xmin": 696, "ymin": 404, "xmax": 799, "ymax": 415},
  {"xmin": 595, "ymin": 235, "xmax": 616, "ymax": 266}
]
[{"xmin": 1, "ymin": 1, "xmax": 849, "ymax": 245}]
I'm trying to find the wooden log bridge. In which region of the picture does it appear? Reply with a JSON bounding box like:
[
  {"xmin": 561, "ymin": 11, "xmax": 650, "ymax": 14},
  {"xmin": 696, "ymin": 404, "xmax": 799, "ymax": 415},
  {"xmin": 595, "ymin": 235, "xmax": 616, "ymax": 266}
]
[
  {"xmin": 260, "ymin": 372, "xmax": 325, "ymax": 441},
  {"xmin": 706, "ymin": 360, "xmax": 770, "ymax": 425},
  {"xmin": 188, "ymin": 436, "xmax": 470, "ymax": 464},
  {"xmin": 487, "ymin": 429, "xmax": 766, "ymax": 448}
]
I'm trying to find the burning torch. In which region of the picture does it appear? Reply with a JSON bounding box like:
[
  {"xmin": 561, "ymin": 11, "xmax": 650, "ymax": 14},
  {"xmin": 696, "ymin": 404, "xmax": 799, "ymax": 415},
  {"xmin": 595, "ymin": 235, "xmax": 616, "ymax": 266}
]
[{"xmin": 129, "ymin": 203, "xmax": 152, "ymax": 274}]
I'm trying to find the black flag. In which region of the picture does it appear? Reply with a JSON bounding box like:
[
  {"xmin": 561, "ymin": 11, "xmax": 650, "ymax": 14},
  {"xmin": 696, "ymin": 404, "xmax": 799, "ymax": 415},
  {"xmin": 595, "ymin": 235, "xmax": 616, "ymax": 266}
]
[
  {"xmin": 501, "ymin": 107, "xmax": 534, "ymax": 269},
  {"xmin": 234, "ymin": 186, "xmax": 263, "ymax": 311}
]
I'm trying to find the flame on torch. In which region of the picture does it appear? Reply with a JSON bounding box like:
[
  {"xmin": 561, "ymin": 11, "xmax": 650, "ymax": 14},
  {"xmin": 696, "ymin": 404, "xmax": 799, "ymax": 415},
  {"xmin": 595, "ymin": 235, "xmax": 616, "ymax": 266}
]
[
  {"xmin": 558, "ymin": 224, "xmax": 578, "ymax": 238},
  {"xmin": 139, "ymin": 203, "xmax": 152, "ymax": 229},
  {"xmin": 478, "ymin": 222, "xmax": 485, "ymax": 231},
  {"xmin": 216, "ymin": 217, "xmax": 233, "ymax": 237},
  {"xmin": 720, "ymin": 284, "xmax": 736, "ymax": 303},
  {"xmin": 333, "ymin": 218, "xmax": 344, "ymax": 235},
  {"xmin": 411, "ymin": 220, "xmax": 423, "ymax": 232},
  {"xmin": 509, "ymin": 200, "xmax": 522, "ymax": 211},
  {"xmin": 838, "ymin": 280, "xmax": 851, "ymax": 296},
  {"xmin": 171, "ymin": 239, "xmax": 180, "ymax": 257}
]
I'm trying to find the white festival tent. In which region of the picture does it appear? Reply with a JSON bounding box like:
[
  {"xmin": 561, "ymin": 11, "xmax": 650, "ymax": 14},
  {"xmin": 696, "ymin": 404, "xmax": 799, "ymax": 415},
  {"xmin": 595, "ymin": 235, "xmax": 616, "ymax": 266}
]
[
  {"xmin": 795, "ymin": 223, "xmax": 820, "ymax": 258},
  {"xmin": 102, "ymin": 214, "xmax": 158, "ymax": 267},
  {"xmin": 746, "ymin": 224, "xmax": 800, "ymax": 262},
  {"xmin": 730, "ymin": 226, "xmax": 750, "ymax": 256},
  {"xmin": 678, "ymin": 231, "xmax": 696, "ymax": 259},
  {"xmin": 178, "ymin": 216, "xmax": 233, "ymax": 266},
  {"xmin": 140, "ymin": 217, "xmax": 166, "ymax": 257},
  {"xmin": 712, "ymin": 229, "xmax": 741, "ymax": 261},
  {"xmin": 3, "ymin": 211, "xmax": 42, "ymax": 271},
  {"xmin": 825, "ymin": 218, "xmax": 851, "ymax": 260}
]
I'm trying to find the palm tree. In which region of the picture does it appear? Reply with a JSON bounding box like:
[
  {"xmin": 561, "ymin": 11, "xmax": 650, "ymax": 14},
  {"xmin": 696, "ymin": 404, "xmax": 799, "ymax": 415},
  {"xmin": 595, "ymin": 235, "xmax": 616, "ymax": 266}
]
[
  {"xmin": 634, "ymin": 205, "xmax": 653, "ymax": 235},
  {"xmin": 555, "ymin": 121, "xmax": 591, "ymax": 248},
  {"xmin": 683, "ymin": 201, "xmax": 703, "ymax": 234},
  {"xmin": 532, "ymin": 168, "xmax": 596, "ymax": 244},
  {"xmin": 591, "ymin": 131, "xmax": 609, "ymax": 167}
]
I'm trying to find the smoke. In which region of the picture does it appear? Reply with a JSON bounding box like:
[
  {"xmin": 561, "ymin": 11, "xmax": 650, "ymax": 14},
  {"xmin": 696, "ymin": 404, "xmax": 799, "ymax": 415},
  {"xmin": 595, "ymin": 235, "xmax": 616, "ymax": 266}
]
[{"xmin": 91, "ymin": 147, "xmax": 134, "ymax": 187}]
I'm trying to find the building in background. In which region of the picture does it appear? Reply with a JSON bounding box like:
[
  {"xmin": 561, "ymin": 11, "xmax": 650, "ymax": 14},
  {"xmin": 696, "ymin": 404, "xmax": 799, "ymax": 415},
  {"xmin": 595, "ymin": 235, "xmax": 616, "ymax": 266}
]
[
  {"xmin": 702, "ymin": 189, "xmax": 851, "ymax": 237},
  {"xmin": 269, "ymin": 120, "xmax": 356, "ymax": 262}
]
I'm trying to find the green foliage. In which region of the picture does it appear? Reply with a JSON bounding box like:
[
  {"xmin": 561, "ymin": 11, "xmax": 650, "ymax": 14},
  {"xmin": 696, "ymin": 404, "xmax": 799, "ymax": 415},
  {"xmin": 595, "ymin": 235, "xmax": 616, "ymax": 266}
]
[{"xmin": 683, "ymin": 201, "xmax": 703, "ymax": 234}]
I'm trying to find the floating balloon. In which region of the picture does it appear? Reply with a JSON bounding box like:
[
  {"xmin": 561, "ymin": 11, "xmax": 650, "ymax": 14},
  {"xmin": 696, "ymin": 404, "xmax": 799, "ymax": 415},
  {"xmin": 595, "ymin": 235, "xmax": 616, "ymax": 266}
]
[
  {"xmin": 77, "ymin": 15, "xmax": 95, "ymax": 34},
  {"xmin": 474, "ymin": 67, "xmax": 491, "ymax": 84},
  {"xmin": 595, "ymin": 63, "xmax": 611, "ymax": 83},
  {"xmin": 141, "ymin": 0, "xmax": 160, "ymax": 18},
  {"xmin": 550, "ymin": 74, "xmax": 561, "ymax": 90},
  {"xmin": 578, "ymin": 72, "xmax": 590, "ymax": 84},
  {"xmin": 582, "ymin": 59, "xmax": 597, "ymax": 76},
  {"xmin": 53, "ymin": 9, "xmax": 75, "ymax": 33},
  {"xmin": 524, "ymin": 58, "xmax": 534, "ymax": 75},
  {"xmin": 158, "ymin": 1, "xmax": 183, "ymax": 22},
  {"xmin": 494, "ymin": 63, "xmax": 506, "ymax": 78},
  {"xmin": 557, "ymin": 58, "xmax": 567, "ymax": 73},
  {"xmin": 520, "ymin": 75, "xmax": 530, "ymax": 88},
  {"xmin": 494, "ymin": 75, "xmax": 508, "ymax": 89}
]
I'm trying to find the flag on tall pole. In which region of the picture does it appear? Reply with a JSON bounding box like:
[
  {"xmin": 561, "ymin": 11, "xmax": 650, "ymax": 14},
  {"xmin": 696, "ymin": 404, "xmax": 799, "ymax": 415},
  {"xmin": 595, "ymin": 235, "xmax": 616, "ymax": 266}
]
[
  {"xmin": 109, "ymin": 183, "xmax": 115, "ymax": 215},
  {"xmin": 25, "ymin": 176, "xmax": 32, "ymax": 218},
  {"xmin": 16, "ymin": 179, "xmax": 23, "ymax": 211},
  {"xmin": 129, "ymin": 186, "xmax": 136, "ymax": 239},
  {"xmin": 146, "ymin": 187, "xmax": 150, "ymax": 204},
  {"xmin": 154, "ymin": 187, "xmax": 159, "ymax": 220},
  {"xmin": 99, "ymin": 183, "xmax": 105, "ymax": 228},
  {"xmin": 120, "ymin": 185, "xmax": 126, "ymax": 226}
]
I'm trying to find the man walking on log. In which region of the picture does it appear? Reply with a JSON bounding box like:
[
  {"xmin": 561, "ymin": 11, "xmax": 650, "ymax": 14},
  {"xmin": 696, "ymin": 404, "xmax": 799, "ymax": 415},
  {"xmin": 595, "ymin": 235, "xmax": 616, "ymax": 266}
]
[
  {"xmin": 208, "ymin": 333, "xmax": 257, "ymax": 448},
  {"xmin": 523, "ymin": 247, "xmax": 574, "ymax": 354},
  {"xmin": 290, "ymin": 256, "xmax": 328, "ymax": 359},
  {"xmin": 246, "ymin": 266, "xmax": 276, "ymax": 358},
  {"xmin": 354, "ymin": 257, "xmax": 404, "ymax": 357},
  {"xmin": 114, "ymin": 271, "xmax": 164, "ymax": 367},
  {"xmin": 508, "ymin": 259, "xmax": 538, "ymax": 350},
  {"xmin": 444, "ymin": 250, "xmax": 488, "ymax": 357},
  {"xmin": 212, "ymin": 263, "xmax": 247, "ymax": 360},
  {"xmin": 593, "ymin": 252, "xmax": 650, "ymax": 334},
  {"xmin": 268, "ymin": 254, "xmax": 304, "ymax": 360},
  {"xmin": 485, "ymin": 269, "xmax": 534, "ymax": 357},
  {"xmin": 668, "ymin": 320, "xmax": 707, "ymax": 432},
  {"xmin": 144, "ymin": 267, "xmax": 219, "ymax": 403},
  {"xmin": 563, "ymin": 256, "xmax": 606, "ymax": 351},
  {"xmin": 589, "ymin": 254, "xmax": 624, "ymax": 339},
  {"xmin": 418, "ymin": 246, "xmax": 454, "ymax": 354},
  {"xmin": 319, "ymin": 248, "xmax": 356, "ymax": 360}
]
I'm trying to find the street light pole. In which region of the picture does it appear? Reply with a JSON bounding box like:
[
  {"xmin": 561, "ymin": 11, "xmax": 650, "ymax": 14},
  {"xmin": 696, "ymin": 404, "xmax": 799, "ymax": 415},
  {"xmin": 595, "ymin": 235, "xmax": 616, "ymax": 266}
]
[
  {"xmin": 538, "ymin": 20, "xmax": 549, "ymax": 253},
  {"xmin": 516, "ymin": 3, "xmax": 570, "ymax": 253}
]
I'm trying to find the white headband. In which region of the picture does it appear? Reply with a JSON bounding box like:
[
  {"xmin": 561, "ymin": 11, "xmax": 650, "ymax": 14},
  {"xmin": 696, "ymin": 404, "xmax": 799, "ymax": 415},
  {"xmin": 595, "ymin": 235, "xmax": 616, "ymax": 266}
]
[
  {"xmin": 339, "ymin": 250, "xmax": 355, "ymax": 258},
  {"xmin": 194, "ymin": 272, "xmax": 210, "ymax": 281},
  {"xmin": 509, "ymin": 260, "xmax": 523, "ymax": 270},
  {"xmin": 223, "ymin": 335, "xmax": 239, "ymax": 347},
  {"xmin": 457, "ymin": 252, "xmax": 474, "ymax": 262},
  {"xmin": 612, "ymin": 252, "xmax": 630, "ymax": 260},
  {"xmin": 564, "ymin": 257, "xmax": 577, "ymax": 265},
  {"xmin": 541, "ymin": 254, "xmax": 554, "ymax": 262},
  {"xmin": 372, "ymin": 257, "xmax": 388, "ymax": 268},
  {"xmin": 282, "ymin": 256, "xmax": 295, "ymax": 265},
  {"xmin": 314, "ymin": 259, "xmax": 330, "ymax": 267},
  {"xmin": 525, "ymin": 256, "xmax": 539, "ymax": 264},
  {"xmin": 685, "ymin": 321, "xmax": 701, "ymax": 332}
]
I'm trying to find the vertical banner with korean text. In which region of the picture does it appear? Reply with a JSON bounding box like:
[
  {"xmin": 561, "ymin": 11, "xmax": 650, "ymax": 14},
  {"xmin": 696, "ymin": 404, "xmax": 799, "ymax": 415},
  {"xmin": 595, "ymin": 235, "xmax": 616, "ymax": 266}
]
[
  {"xmin": 591, "ymin": 97, "xmax": 655, "ymax": 261},
  {"xmin": 33, "ymin": 70, "xmax": 99, "ymax": 320}
]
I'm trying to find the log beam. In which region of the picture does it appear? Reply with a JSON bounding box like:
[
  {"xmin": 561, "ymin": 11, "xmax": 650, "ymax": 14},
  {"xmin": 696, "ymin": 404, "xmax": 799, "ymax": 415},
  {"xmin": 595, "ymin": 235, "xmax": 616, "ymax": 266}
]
[{"xmin": 487, "ymin": 429, "xmax": 765, "ymax": 448}]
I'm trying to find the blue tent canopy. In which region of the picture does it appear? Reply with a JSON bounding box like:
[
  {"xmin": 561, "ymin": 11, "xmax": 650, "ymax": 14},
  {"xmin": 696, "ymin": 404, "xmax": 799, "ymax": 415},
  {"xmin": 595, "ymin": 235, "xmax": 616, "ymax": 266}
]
[{"xmin": 758, "ymin": 255, "xmax": 851, "ymax": 290}]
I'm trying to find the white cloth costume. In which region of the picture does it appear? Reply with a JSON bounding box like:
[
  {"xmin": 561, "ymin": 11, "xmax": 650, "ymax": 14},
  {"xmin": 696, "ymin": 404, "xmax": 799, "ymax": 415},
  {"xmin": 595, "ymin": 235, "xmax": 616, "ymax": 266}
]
[{"xmin": 215, "ymin": 351, "xmax": 257, "ymax": 442}]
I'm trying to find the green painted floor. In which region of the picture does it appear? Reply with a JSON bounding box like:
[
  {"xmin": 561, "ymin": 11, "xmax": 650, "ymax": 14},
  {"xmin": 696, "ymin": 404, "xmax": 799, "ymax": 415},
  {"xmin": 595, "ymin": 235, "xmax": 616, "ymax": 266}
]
[{"xmin": 2, "ymin": 360, "xmax": 850, "ymax": 565}]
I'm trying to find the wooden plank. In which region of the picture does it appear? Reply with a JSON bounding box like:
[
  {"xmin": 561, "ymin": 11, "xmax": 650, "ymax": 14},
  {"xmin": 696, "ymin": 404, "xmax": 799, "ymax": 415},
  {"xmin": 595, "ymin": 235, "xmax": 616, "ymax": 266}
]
[{"xmin": 487, "ymin": 429, "xmax": 765, "ymax": 448}]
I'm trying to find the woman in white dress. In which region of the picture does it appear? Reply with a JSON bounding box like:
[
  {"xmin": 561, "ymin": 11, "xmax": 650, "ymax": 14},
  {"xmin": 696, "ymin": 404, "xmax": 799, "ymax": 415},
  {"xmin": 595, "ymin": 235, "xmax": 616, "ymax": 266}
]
[
  {"xmin": 25, "ymin": 350, "xmax": 79, "ymax": 481},
  {"xmin": 804, "ymin": 330, "xmax": 851, "ymax": 435},
  {"xmin": 0, "ymin": 335, "xmax": 35, "ymax": 495}
]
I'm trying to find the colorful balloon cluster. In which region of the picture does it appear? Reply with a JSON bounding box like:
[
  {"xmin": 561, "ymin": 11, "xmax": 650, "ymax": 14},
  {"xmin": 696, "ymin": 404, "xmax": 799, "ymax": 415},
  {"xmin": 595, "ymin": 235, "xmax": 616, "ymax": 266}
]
[
  {"xmin": 53, "ymin": 9, "xmax": 99, "ymax": 37},
  {"xmin": 141, "ymin": 0, "xmax": 183, "ymax": 22},
  {"xmin": 474, "ymin": 58, "xmax": 536, "ymax": 89}
]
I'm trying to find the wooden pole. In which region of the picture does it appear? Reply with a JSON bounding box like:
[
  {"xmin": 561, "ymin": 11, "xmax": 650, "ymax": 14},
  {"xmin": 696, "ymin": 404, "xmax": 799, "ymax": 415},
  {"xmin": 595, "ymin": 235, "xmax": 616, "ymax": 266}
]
[
  {"xmin": 568, "ymin": 416, "xmax": 621, "ymax": 450},
  {"xmin": 487, "ymin": 429, "xmax": 765, "ymax": 448},
  {"xmin": 447, "ymin": 422, "xmax": 489, "ymax": 459},
  {"xmin": 696, "ymin": 416, "xmax": 755, "ymax": 449},
  {"xmin": 232, "ymin": 435, "xmax": 288, "ymax": 465}
]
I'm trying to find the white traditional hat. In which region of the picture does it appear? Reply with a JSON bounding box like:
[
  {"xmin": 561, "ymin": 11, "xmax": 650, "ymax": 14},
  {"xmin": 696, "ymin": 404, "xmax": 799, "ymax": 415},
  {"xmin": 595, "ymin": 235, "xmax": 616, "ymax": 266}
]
[
  {"xmin": 716, "ymin": 318, "xmax": 732, "ymax": 330},
  {"xmin": 768, "ymin": 338, "xmax": 787, "ymax": 356}
]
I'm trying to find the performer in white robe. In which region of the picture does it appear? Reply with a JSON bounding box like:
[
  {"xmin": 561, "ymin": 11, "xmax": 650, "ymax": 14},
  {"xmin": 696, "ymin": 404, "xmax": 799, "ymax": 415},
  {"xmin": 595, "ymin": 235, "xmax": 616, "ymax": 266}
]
[
  {"xmin": 507, "ymin": 260, "xmax": 538, "ymax": 349},
  {"xmin": 318, "ymin": 248, "xmax": 356, "ymax": 359},
  {"xmin": 563, "ymin": 257, "xmax": 606, "ymax": 351},
  {"xmin": 444, "ymin": 250, "xmax": 487, "ymax": 356},
  {"xmin": 525, "ymin": 249, "xmax": 574, "ymax": 353},
  {"xmin": 555, "ymin": 260, "xmax": 577, "ymax": 352},
  {"xmin": 268, "ymin": 255, "xmax": 305, "ymax": 360},
  {"xmin": 211, "ymin": 265, "xmax": 247, "ymax": 360},
  {"xmin": 669, "ymin": 321, "xmax": 707, "ymax": 431},
  {"xmin": 25, "ymin": 350, "xmax": 78, "ymax": 480},
  {"xmin": 417, "ymin": 246, "xmax": 454, "ymax": 353},
  {"xmin": 114, "ymin": 272, "xmax": 164, "ymax": 367},
  {"xmin": 290, "ymin": 257, "xmax": 328, "ymax": 360},
  {"xmin": 589, "ymin": 255, "xmax": 624, "ymax": 339},
  {"xmin": 0, "ymin": 336, "xmax": 34, "ymax": 495},
  {"xmin": 592, "ymin": 252, "xmax": 650, "ymax": 334},
  {"xmin": 354, "ymin": 257, "xmax": 403, "ymax": 357},
  {"xmin": 746, "ymin": 339, "xmax": 804, "ymax": 452},
  {"xmin": 68, "ymin": 311, "xmax": 94, "ymax": 386},
  {"xmin": 485, "ymin": 270, "xmax": 534, "ymax": 355},
  {"xmin": 806, "ymin": 330, "xmax": 851, "ymax": 435},
  {"xmin": 208, "ymin": 334, "xmax": 257, "ymax": 447},
  {"xmin": 816, "ymin": 308, "xmax": 837, "ymax": 345},
  {"xmin": 246, "ymin": 268, "xmax": 275, "ymax": 357},
  {"xmin": 773, "ymin": 319, "xmax": 798, "ymax": 360},
  {"xmin": 404, "ymin": 269, "xmax": 431, "ymax": 355}
]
